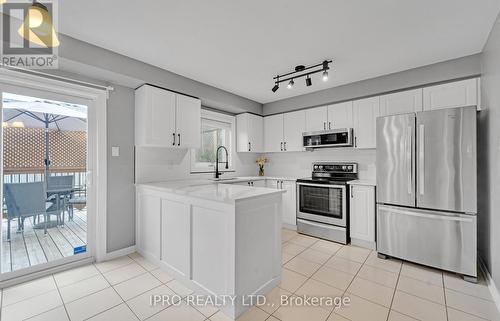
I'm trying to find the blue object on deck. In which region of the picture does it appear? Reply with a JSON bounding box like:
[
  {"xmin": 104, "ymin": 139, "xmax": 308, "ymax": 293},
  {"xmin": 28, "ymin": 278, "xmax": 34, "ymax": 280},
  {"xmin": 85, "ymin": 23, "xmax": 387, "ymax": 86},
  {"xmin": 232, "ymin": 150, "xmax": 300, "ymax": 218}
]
[{"xmin": 74, "ymin": 245, "xmax": 87, "ymax": 254}]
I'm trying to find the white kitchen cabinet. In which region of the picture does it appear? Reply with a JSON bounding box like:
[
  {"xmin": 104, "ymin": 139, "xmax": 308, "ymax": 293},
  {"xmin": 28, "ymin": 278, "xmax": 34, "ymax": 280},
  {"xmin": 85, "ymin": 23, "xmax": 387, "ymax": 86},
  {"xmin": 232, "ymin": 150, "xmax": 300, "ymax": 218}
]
[
  {"xmin": 423, "ymin": 78, "xmax": 479, "ymax": 111},
  {"xmin": 135, "ymin": 84, "xmax": 201, "ymax": 148},
  {"xmin": 380, "ymin": 89, "xmax": 423, "ymax": 116},
  {"xmin": 161, "ymin": 199, "xmax": 191, "ymax": 277},
  {"xmin": 349, "ymin": 184, "xmax": 376, "ymax": 249},
  {"xmin": 327, "ymin": 101, "xmax": 353, "ymax": 129},
  {"xmin": 136, "ymin": 193, "xmax": 161, "ymax": 261},
  {"xmin": 305, "ymin": 106, "xmax": 328, "ymax": 132},
  {"xmin": 237, "ymin": 180, "xmax": 266, "ymax": 187},
  {"xmin": 283, "ymin": 110, "xmax": 306, "ymax": 152},
  {"xmin": 266, "ymin": 179, "xmax": 296, "ymax": 228},
  {"xmin": 264, "ymin": 114, "xmax": 284, "ymax": 152},
  {"xmin": 353, "ymin": 96, "xmax": 380, "ymax": 149},
  {"xmin": 236, "ymin": 113, "xmax": 264, "ymax": 152},
  {"xmin": 264, "ymin": 111, "xmax": 306, "ymax": 152},
  {"xmin": 175, "ymin": 94, "xmax": 201, "ymax": 148}
]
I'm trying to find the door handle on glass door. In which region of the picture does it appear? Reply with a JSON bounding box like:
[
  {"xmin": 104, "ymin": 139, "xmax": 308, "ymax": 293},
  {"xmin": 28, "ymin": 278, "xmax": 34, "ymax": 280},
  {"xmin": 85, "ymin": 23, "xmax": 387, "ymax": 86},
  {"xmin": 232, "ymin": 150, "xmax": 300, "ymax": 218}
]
[
  {"xmin": 419, "ymin": 124, "xmax": 425, "ymax": 195},
  {"xmin": 178, "ymin": 134, "xmax": 181, "ymax": 146},
  {"xmin": 172, "ymin": 133, "xmax": 176, "ymax": 146}
]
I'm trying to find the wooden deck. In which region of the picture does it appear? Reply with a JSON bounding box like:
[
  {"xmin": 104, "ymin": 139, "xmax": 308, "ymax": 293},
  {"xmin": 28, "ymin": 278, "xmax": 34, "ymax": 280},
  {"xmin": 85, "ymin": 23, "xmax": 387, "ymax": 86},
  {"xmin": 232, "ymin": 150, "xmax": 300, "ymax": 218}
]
[{"xmin": 1, "ymin": 209, "xmax": 87, "ymax": 273}]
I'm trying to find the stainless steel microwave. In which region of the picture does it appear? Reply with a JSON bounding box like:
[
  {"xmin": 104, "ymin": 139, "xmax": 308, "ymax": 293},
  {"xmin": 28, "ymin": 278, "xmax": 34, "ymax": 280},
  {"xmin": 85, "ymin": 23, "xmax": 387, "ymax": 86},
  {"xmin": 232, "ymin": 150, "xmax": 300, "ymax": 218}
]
[{"xmin": 302, "ymin": 128, "xmax": 353, "ymax": 149}]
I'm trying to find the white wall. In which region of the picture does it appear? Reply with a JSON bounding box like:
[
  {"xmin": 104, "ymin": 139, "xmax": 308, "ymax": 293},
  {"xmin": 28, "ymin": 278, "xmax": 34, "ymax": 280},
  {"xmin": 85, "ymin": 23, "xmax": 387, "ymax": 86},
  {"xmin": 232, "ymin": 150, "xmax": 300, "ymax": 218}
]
[
  {"xmin": 262, "ymin": 149, "xmax": 376, "ymax": 180},
  {"xmin": 135, "ymin": 147, "xmax": 259, "ymax": 183},
  {"xmin": 479, "ymin": 11, "xmax": 500, "ymax": 287}
]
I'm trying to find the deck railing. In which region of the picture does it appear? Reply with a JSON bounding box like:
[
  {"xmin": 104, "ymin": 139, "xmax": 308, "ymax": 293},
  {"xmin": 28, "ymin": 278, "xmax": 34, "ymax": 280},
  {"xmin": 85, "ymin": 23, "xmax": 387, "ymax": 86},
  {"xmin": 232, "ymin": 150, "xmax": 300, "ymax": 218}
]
[{"xmin": 3, "ymin": 171, "xmax": 87, "ymax": 189}]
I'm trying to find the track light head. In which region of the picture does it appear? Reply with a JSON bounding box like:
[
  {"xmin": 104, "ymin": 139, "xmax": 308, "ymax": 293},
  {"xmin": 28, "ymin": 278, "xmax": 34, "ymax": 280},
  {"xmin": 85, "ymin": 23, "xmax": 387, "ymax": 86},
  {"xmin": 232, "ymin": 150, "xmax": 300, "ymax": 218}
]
[
  {"xmin": 287, "ymin": 79, "xmax": 294, "ymax": 89},
  {"xmin": 306, "ymin": 76, "xmax": 312, "ymax": 87},
  {"xmin": 322, "ymin": 70, "xmax": 329, "ymax": 82},
  {"xmin": 272, "ymin": 83, "xmax": 279, "ymax": 92}
]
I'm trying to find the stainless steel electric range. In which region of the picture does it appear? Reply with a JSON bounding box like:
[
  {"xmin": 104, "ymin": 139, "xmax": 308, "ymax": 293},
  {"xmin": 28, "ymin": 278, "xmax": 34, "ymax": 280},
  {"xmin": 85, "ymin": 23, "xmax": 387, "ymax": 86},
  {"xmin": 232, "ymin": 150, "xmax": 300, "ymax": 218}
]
[{"xmin": 296, "ymin": 162, "xmax": 358, "ymax": 244}]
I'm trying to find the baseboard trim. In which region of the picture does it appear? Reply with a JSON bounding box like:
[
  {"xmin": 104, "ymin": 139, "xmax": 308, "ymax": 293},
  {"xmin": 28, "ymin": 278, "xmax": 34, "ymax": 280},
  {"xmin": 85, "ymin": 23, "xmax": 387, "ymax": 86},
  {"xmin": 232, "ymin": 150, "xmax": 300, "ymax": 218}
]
[
  {"xmin": 478, "ymin": 257, "xmax": 500, "ymax": 314},
  {"xmin": 351, "ymin": 238, "xmax": 376, "ymax": 250},
  {"xmin": 100, "ymin": 245, "xmax": 136, "ymax": 262},
  {"xmin": 282, "ymin": 223, "xmax": 297, "ymax": 230}
]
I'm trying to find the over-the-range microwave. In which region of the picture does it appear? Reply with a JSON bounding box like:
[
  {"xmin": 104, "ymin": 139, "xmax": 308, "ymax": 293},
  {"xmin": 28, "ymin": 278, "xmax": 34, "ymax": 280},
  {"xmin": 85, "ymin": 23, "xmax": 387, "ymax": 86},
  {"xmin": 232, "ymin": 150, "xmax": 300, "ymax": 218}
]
[{"xmin": 303, "ymin": 128, "xmax": 353, "ymax": 149}]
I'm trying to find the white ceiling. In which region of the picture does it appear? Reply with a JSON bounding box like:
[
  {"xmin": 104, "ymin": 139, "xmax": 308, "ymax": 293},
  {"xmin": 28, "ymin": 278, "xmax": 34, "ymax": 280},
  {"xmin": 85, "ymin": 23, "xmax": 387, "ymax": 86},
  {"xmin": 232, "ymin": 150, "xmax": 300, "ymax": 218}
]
[{"xmin": 58, "ymin": 0, "xmax": 500, "ymax": 104}]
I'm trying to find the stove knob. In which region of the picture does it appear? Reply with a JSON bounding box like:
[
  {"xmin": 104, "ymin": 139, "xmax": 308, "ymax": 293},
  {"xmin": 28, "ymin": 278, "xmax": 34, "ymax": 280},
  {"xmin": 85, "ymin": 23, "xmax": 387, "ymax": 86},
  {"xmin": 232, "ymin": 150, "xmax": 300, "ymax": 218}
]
[
  {"xmin": 342, "ymin": 165, "xmax": 347, "ymax": 170},
  {"xmin": 318, "ymin": 165, "xmax": 323, "ymax": 170},
  {"xmin": 347, "ymin": 165, "xmax": 353, "ymax": 171}
]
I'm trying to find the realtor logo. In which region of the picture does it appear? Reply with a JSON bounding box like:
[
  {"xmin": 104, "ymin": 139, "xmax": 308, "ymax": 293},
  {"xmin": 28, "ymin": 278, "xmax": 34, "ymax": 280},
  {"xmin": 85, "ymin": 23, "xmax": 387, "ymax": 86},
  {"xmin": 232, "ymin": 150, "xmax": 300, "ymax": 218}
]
[{"xmin": 1, "ymin": 0, "xmax": 59, "ymax": 69}]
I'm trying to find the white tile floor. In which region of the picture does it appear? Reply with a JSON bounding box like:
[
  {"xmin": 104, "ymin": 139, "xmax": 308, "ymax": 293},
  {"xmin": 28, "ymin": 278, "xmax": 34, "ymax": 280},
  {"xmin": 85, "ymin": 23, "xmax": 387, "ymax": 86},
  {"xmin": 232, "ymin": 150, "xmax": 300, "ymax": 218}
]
[{"xmin": 0, "ymin": 228, "xmax": 499, "ymax": 321}]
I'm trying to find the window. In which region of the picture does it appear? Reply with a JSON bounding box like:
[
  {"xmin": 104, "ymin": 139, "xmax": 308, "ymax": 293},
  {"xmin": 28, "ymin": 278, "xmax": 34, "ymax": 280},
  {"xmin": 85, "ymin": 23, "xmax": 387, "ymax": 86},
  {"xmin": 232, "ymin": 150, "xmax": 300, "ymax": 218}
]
[{"xmin": 191, "ymin": 110, "xmax": 235, "ymax": 173}]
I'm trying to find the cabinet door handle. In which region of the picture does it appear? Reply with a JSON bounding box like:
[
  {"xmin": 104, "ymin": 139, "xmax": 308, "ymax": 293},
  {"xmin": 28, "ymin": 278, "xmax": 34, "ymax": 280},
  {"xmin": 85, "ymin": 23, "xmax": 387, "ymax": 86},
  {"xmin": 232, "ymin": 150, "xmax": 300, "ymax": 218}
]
[
  {"xmin": 329, "ymin": 122, "xmax": 331, "ymax": 130},
  {"xmin": 354, "ymin": 137, "xmax": 357, "ymax": 148},
  {"xmin": 178, "ymin": 133, "xmax": 181, "ymax": 146},
  {"xmin": 350, "ymin": 185, "xmax": 354, "ymax": 198},
  {"xmin": 323, "ymin": 122, "xmax": 326, "ymax": 130},
  {"xmin": 280, "ymin": 180, "xmax": 283, "ymax": 189},
  {"xmin": 281, "ymin": 142, "xmax": 283, "ymax": 151},
  {"xmin": 277, "ymin": 181, "xmax": 279, "ymax": 189},
  {"xmin": 284, "ymin": 142, "xmax": 287, "ymax": 151},
  {"xmin": 172, "ymin": 133, "xmax": 176, "ymax": 146},
  {"xmin": 251, "ymin": 181, "xmax": 254, "ymax": 186},
  {"xmin": 248, "ymin": 142, "xmax": 251, "ymax": 152}
]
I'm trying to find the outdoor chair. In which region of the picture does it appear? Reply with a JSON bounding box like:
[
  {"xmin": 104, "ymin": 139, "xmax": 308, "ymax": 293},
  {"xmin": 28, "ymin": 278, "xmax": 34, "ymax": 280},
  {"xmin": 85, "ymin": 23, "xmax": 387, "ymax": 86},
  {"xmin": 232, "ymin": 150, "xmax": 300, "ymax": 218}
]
[
  {"xmin": 3, "ymin": 182, "xmax": 61, "ymax": 240},
  {"xmin": 68, "ymin": 186, "xmax": 86, "ymax": 220},
  {"xmin": 47, "ymin": 175, "xmax": 74, "ymax": 222}
]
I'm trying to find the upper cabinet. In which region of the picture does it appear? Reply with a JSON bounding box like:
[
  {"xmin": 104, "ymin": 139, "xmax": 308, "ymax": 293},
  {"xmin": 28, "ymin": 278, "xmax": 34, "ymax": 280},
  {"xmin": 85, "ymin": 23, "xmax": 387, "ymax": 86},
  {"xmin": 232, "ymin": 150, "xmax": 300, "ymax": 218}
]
[
  {"xmin": 264, "ymin": 110, "xmax": 306, "ymax": 152},
  {"xmin": 327, "ymin": 101, "xmax": 353, "ymax": 129},
  {"xmin": 135, "ymin": 85, "xmax": 201, "ymax": 148},
  {"xmin": 264, "ymin": 114, "xmax": 284, "ymax": 152},
  {"xmin": 305, "ymin": 106, "xmax": 328, "ymax": 132},
  {"xmin": 353, "ymin": 96, "xmax": 380, "ymax": 149},
  {"xmin": 236, "ymin": 113, "xmax": 264, "ymax": 152},
  {"xmin": 283, "ymin": 110, "xmax": 306, "ymax": 152},
  {"xmin": 423, "ymin": 78, "xmax": 479, "ymax": 111},
  {"xmin": 305, "ymin": 103, "xmax": 353, "ymax": 132},
  {"xmin": 380, "ymin": 89, "xmax": 423, "ymax": 116}
]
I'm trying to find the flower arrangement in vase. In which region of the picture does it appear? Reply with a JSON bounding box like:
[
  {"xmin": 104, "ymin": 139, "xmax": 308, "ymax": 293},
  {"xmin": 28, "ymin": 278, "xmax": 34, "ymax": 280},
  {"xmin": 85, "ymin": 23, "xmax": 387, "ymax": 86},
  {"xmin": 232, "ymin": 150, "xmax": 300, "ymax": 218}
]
[{"xmin": 256, "ymin": 156, "xmax": 268, "ymax": 176}]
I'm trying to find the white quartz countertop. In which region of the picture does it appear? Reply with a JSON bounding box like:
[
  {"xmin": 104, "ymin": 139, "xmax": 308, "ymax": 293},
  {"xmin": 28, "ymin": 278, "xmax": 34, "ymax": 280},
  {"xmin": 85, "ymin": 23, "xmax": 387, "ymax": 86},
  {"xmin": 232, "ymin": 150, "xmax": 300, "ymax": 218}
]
[
  {"xmin": 347, "ymin": 179, "xmax": 377, "ymax": 186},
  {"xmin": 137, "ymin": 179, "xmax": 285, "ymax": 204}
]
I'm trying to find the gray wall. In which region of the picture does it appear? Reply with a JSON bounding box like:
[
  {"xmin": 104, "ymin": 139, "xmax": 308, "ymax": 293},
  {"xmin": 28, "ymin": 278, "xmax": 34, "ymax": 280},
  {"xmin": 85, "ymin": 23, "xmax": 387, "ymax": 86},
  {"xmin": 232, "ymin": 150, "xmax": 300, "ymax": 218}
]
[
  {"xmin": 479, "ymin": 12, "xmax": 500, "ymax": 286},
  {"xmin": 105, "ymin": 85, "xmax": 136, "ymax": 252},
  {"xmin": 263, "ymin": 54, "xmax": 482, "ymax": 115}
]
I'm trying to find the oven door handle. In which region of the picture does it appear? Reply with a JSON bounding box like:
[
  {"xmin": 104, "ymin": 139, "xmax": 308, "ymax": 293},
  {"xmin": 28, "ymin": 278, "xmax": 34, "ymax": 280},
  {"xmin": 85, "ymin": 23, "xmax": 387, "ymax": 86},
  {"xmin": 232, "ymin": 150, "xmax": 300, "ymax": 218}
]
[{"xmin": 297, "ymin": 182, "xmax": 347, "ymax": 189}]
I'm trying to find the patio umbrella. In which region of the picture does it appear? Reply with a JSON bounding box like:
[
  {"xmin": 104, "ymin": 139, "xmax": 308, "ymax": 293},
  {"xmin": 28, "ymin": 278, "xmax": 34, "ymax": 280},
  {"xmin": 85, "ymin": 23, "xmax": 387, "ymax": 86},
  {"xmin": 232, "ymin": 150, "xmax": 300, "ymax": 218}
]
[{"xmin": 2, "ymin": 92, "xmax": 87, "ymax": 187}]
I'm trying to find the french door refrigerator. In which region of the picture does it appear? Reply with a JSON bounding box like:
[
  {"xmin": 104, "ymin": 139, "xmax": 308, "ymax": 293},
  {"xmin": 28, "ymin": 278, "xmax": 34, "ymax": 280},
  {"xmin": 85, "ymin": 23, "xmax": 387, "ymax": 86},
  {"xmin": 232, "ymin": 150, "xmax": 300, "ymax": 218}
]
[{"xmin": 376, "ymin": 106, "xmax": 477, "ymax": 279}]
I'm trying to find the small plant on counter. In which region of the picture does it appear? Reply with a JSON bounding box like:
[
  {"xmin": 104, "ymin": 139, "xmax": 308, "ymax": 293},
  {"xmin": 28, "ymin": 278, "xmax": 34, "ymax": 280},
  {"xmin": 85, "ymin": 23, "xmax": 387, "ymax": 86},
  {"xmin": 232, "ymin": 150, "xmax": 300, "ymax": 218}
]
[{"xmin": 256, "ymin": 156, "xmax": 268, "ymax": 176}]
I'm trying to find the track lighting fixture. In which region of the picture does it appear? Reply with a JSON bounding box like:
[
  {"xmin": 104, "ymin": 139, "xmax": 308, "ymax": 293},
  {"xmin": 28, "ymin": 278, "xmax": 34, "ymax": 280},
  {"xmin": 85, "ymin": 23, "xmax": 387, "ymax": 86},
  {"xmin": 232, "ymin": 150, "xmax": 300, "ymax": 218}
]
[{"xmin": 271, "ymin": 59, "xmax": 332, "ymax": 93}]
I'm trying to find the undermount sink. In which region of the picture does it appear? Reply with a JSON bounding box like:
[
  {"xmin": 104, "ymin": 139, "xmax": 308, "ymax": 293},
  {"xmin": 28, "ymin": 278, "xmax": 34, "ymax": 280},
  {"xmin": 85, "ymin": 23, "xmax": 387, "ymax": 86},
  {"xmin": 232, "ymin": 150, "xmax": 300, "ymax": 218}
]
[{"xmin": 211, "ymin": 177, "xmax": 240, "ymax": 182}]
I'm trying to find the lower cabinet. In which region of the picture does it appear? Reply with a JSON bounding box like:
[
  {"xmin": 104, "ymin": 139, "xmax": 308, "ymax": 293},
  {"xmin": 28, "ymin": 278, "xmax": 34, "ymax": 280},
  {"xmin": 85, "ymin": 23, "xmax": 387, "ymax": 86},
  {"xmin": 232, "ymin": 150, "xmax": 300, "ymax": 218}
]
[
  {"xmin": 266, "ymin": 179, "xmax": 296, "ymax": 228},
  {"xmin": 136, "ymin": 193, "xmax": 161, "ymax": 261},
  {"xmin": 161, "ymin": 199, "xmax": 191, "ymax": 277},
  {"xmin": 349, "ymin": 184, "xmax": 376, "ymax": 249}
]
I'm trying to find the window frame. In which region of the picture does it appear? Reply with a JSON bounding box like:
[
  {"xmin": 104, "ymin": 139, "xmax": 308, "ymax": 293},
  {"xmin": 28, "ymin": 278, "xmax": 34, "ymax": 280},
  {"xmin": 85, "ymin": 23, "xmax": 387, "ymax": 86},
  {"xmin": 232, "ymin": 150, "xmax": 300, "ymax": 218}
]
[{"xmin": 190, "ymin": 109, "xmax": 236, "ymax": 174}]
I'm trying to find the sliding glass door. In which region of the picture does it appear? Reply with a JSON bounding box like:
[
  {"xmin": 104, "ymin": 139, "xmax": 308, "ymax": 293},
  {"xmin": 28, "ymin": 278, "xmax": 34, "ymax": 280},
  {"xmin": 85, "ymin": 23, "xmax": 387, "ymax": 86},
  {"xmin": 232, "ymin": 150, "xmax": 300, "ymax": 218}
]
[{"xmin": 0, "ymin": 83, "xmax": 95, "ymax": 281}]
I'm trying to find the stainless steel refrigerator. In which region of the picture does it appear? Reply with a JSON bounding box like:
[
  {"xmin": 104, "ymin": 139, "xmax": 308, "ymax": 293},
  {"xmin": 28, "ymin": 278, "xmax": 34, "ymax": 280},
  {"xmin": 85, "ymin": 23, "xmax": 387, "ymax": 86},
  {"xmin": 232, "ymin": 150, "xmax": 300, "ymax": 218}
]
[{"xmin": 376, "ymin": 106, "xmax": 477, "ymax": 279}]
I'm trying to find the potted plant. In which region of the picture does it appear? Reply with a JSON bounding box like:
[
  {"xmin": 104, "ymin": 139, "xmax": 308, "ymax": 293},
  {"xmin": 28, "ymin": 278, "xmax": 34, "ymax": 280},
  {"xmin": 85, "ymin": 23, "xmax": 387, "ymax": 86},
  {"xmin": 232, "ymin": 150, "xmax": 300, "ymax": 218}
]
[{"xmin": 256, "ymin": 156, "xmax": 268, "ymax": 176}]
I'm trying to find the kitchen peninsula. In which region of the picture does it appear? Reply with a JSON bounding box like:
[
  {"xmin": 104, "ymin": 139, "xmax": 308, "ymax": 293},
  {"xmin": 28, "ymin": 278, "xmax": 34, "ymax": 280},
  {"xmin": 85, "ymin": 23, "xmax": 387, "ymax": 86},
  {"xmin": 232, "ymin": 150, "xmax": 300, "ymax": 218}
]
[{"xmin": 135, "ymin": 180, "xmax": 284, "ymax": 318}]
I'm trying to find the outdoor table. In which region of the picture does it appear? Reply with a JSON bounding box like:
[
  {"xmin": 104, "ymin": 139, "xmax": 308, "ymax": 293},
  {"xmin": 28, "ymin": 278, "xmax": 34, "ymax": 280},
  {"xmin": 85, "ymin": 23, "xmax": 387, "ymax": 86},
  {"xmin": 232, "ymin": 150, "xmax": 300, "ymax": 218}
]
[{"xmin": 33, "ymin": 187, "xmax": 75, "ymax": 232}]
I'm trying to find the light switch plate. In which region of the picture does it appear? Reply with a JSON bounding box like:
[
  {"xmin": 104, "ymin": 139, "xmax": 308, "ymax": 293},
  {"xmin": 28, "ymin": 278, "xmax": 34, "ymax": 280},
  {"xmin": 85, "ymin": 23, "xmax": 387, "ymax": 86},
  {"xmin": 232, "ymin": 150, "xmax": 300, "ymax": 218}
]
[{"xmin": 112, "ymin": 146, "xmax": 120, "ymax": 157}]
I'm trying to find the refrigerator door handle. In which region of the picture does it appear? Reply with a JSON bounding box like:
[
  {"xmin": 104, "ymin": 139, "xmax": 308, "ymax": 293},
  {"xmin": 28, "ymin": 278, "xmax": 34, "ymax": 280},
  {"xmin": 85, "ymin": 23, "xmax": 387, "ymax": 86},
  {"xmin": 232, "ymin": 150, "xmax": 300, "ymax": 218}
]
[
  {"xmin": 407, "ymin": 126, "xmax": 413, "ymax": 195},
  {"xmin": 419, "ymin": 124, "xmax": 425, "ymax": 195},
  {"xmin": 377, "ymin": 205, "xmax": 474, "ymax": 223}
]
